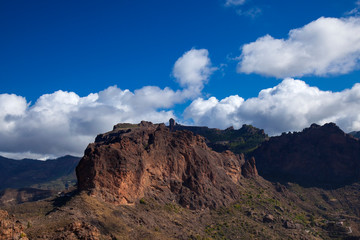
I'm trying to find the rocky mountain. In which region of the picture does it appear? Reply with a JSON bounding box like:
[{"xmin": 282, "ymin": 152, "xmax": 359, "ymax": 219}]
[
  {"xmin": 169, "ymin": 118, "xmax": 268, "ymax": 154},
  {"xmin": 251, "ymin": 123, "xmax": 360, "ymax": 187},
  {"xmin": 0, "ymin": 155, "xmax": 80, "ymax": 191},
  {"xmin": 76, "ymin": 121, "xmax": 258, "ymax": 210}
]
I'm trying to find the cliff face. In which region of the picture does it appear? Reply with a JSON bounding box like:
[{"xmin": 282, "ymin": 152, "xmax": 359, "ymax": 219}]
[
  {"xmin": 252, "ymin": 123, "xmax": 360, "ymax": 187},
  {"xmin": 76, "ymin": 121, "xmax": 257, "ymax": 209}
]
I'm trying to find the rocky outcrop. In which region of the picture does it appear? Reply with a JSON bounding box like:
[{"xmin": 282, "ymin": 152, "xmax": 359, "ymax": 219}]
[
  {"xmin": 53, "ymin": 222, "xmax": 101, "ymax": 240},
  {"xmin": 0, "ymin": 210, "xmax": 28, "ymax": 240},
  {"xmin": 241, "ymin": 157, "xmax": 258, "ymax": 178},
  {"xmin": 252, "ymin": 123, "xmax": 360, "ymax": 187},
  {"xmin": 76, "ymin": 121, "xmax": 254, "ymax": 209}
]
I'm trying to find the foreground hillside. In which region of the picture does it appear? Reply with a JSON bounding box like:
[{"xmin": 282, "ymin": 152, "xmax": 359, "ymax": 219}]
[
  {"xmin": 1, "ymin": 121, "xmax": 360, "ymax": 239},
  {"xmin": 3, "ymin": 178, "xmax": 360, "ymax": 239}
]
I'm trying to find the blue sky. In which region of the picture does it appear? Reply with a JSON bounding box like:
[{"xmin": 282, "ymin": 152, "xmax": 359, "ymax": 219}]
[{"xmin": 1, "ymin": 0, "xmax": 360, "ymax": 159}]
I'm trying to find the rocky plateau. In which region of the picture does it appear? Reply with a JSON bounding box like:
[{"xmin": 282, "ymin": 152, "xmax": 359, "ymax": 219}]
[{"xmin": 76, "ymin": 121, "xmax": 258, "ymax": 210}]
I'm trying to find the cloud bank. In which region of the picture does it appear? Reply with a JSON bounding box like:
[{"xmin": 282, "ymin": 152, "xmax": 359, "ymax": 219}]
[
  {"xmin": 0, "ymin": 49, "xmax": 214, "ymax": 159},
  {"xmin": 238, "ymin": 17, "xmax": 360, "ymax": 78},
  {"xmin": 185, "ymin": 78, "xmax": 360, "ymax": 135}
]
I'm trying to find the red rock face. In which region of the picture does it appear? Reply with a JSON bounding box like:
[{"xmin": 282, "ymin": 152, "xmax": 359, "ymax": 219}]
[
  {"xmin": 76, "ymin": 121, "xmax": 252, "ymax": 209},
  {"xmin": 241, "ymin": 157, "xmax": 258, "ymax": 178}
]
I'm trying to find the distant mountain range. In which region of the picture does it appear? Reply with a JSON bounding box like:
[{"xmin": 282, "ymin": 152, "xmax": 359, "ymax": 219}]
[
  {"xmin": 349, "ymin": 131, "xmax": 360, "ymax": 139},
  {"xmin": 0, "ymin": 155, "xmax": 80, "ymax": 191}
]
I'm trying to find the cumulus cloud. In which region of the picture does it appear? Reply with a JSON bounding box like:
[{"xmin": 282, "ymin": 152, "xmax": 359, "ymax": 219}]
[
  {"xmin": 0, "ymin": 94, "xmax": 28, "ymax": 131},
  {"xmin": 0, "ymin": 88, "xmax": 176, "ymax": 158},
  {"xmin": 238, "ymin": 17, "xmax": 360, "ymax": 78},
  {"xmin": 225, "ymin": 0, "xmax": 246, "ymax": 6},
  {"xmin": 173, "ymin": 49, "xmax": 215, "ymax": 97},
  {"xmin": 185, "ymin": 78, "xmax": 360, "ymax": 135},
  {"xmin": 0, "ymin": 49, "xmax": 215, "ymax": 159},
  {"xmin": 184, "ymin": 95, "xmax": 244, "ymax": 129}
]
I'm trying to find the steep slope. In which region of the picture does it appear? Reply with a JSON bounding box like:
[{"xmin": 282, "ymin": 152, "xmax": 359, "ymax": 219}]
[
  {"xmin": 77, "ymin": 121, "xmax": 258, "ymax": 209},
  {"xmin": 0, "ymin": 155, "xmax": 80, "ymax": 191},
  {"xmin": 251, "ymin": 123, "xmax": 360, "ymax": 187}
]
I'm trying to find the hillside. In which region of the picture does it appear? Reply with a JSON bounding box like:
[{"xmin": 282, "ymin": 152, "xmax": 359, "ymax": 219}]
[{"xmin": 0, "ymin": 155, "xmax": 80, "ymax": 191}]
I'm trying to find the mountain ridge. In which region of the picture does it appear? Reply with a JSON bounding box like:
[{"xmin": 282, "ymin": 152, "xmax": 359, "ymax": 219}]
[
  {"xmin": 0, "ymin": 155, "xmax": 81, "ymax": 191},
  {"xmin": 251, "ymin": 122, "xmax": 360, "ymax": 187}
]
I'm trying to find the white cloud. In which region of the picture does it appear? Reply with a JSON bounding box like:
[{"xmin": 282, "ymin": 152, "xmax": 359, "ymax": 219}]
[
  {"xmin": 185, "ymin": 78, "xmax": 360, "ymax": 135},
  {"xmin": 0, "ymin": 49, "xmax": 215, "ymax": 159},
  {"xmin": 0, "ymin": 88, "xmax": 176, "ymax": 159},
  {"xmin": 173, "ymin": 49, "xmax": 216, "ymax": 97},
  {"xmin": 0, "ymin": 94, "xmax": 27, "ymax": 131},
  {"xmin": 238, "ymin": 17, "xmax": 360, "ymax": 78},
  {"xmin": 225, "ymin": 0, "xmax": 246, "ymax": 6},
  {"xmin": 184, "ymin": 95, "xmax": 244, "ymax": 129}
]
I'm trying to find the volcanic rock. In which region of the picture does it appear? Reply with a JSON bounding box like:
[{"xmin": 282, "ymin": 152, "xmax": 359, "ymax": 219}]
[
  {"xmin": 0, "ymin": 210, "xmax": 28, "ymax": 240},
  {"xmin": 251, "ymin": 123, "xmax": 360, "ymax": 187},
  {"xmin": 241, "ymin": 157, "xmax": 258, "ymax": 178},
  {"xmin": 263, "ymin": 214, "xmax": 275, "ymax": 223},
  {"xmin": 53, "ymin": 222, "xmax": 101, "ymax": 240},
  {"xmin": 77, "ymin": 121, "xmax": 252, "ymax": 209}
]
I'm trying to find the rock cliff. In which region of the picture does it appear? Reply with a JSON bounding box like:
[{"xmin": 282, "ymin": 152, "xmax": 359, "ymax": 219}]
[
  {"xmin": 76, "ymin": 121, "xmax": 257, "ymax": 209},
  {"xmin": 252, "ymin": 123, "xmax": 360, "ymax": 187}
]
